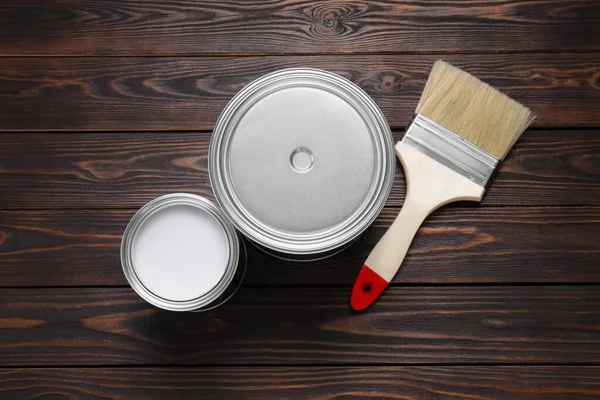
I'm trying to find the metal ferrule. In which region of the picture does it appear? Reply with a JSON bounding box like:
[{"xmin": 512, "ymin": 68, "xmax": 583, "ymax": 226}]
[{"xmin": 401, "ymin": 114, "xmax": 499, "ymax": 187}]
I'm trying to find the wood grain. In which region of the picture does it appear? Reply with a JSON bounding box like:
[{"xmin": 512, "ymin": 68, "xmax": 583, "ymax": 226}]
[
  {"xmin": 2, "ymin": 367, "xmax": 600, "ymax": 399},
  {"xmin": 1, "ymin": 54, "xmax": 599, "ymax": 130},
  {"xmin": 1, "ymin": 1, "xmax": 599, "ymax": 55},
  {"xmin": 1, "ymin": 206, "xmax": 598, "ymax": 287},
  {"xmin": 1, "ymin": 130, "xmax": 598, "ymax": 210},
  {"xmin": 1, "ymin": 286, "xmax": 600, "ymax": 366},
  {"xmin": 0, "ymin": 0, "xmax": 598, "ymax": 393}
]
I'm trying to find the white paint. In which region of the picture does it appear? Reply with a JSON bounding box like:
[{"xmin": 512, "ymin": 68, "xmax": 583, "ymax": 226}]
[{"xmin": 132, "ymin": 204, "xmax": 230, "ymax": 302}]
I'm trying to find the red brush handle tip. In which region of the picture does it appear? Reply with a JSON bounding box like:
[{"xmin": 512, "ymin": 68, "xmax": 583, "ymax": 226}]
[{"xmin": 350, "ymin": 265, "xmax": 388, "ymax": 311}]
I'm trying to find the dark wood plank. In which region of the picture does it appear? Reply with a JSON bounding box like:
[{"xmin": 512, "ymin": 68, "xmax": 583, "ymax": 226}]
[
  {"xmin": 1, "ymin": 1, "xmax": 599, "ymax": 55},
  {"xmin": 249, "ymin": 206, "xmax": 600, "ymax": 286},
  {"xmin": 2, "ymin": 367, "xmax": 600, "ymax": 399},
  {"xmin": 1, "ymin": 286, "xmax": 600, "ymax": 365},
  {"xmin": 1, "ymin": 130, "xmax": 598, "ymax": 209},
  {"xmin": 1, "ymin": 207, "xmax": 598, "ymax": 287},
  {"xmin": 1, "ymin": 54, "xmax": 599, "ymax": 130}
]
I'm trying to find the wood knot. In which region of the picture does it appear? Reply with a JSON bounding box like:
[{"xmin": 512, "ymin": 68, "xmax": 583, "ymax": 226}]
[
  {"xmin": 380, "ymin": 73, "xmax": 403, "ymax": 92},
  {"xmin": 306, "ymin": 3, "xmax": 367, "ymax": 38},
  {"xmin": 357, "ymin": 71, "xmax": 405, "ymax": 94},
  {"xmin": 74, "ymin": 160, "xmax": 128, "ymax": 180}
]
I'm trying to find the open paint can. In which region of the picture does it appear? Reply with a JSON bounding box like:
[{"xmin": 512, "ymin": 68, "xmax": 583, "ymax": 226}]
[
  {"xmin": 210, "ymin": 68, "xmax": 395, "ymax": 260},
  {"xmin": 122, "ymin": 68, "xmax": 394, "ymax": 310},
  {"xmin": 121, "ymin": 193, "xmax": 245, "ymax": 312}
]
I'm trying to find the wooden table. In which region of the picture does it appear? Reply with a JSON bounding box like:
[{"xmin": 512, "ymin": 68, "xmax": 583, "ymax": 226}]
[{"xmin": 1, "ymin": 1, "xmax": 599, "ymax": 398}]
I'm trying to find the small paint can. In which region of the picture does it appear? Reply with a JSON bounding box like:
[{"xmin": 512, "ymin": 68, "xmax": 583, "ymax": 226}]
[
  {"xmin": 210, "ymin": 68, "xmax": 395, "ymax": 260},
  {"xmin": 121, "ymin": 193, "xmax": 245, "ymax": 312}
]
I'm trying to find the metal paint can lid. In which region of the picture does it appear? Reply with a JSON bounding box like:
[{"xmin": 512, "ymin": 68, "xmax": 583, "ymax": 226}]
[
  {"xmin": 121, "ymin": 193, "xmax": 243, "ymax": 311},
  {"xmin": 210, "ymin": 68, "xmax": 395, "ymax": 256}
]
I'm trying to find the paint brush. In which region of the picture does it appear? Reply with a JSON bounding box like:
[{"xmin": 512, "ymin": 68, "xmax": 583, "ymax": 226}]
[{"xmin": 351, "ymin": 60, "xmax": 536, "ymax": 310}]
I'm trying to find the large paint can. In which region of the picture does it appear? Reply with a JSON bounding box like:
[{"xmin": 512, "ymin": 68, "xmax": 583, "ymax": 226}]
[{"xmin": 210, "ymin": 68, "xmax": 395, "ymax": 260}]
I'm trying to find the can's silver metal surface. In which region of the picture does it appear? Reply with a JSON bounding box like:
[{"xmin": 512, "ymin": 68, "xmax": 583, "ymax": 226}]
[
  {"xmin": 121, "ymin": 193, "xmax": 245, "ymax": 312},
  {"xmin": 210, "ymin": 68, "xmax": 395, "ymax": 257}
]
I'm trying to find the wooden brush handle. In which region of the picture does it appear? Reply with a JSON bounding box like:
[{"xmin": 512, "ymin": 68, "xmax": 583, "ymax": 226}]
[{"xmin": 350, "ymin": 142, "xmax": 486, "ymax": 311}]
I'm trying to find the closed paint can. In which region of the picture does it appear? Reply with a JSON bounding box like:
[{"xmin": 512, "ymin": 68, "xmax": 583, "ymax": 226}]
[
  {"xmin": 121, "ymin": 193, "xmax": 245, "ymax": 311},
  {"xmin": 210, "ymin": 68, "xmax": 395, "ymax": 260}
]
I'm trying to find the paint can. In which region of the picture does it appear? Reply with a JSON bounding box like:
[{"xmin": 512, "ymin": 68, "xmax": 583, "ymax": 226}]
[
  {"xmin": 210, "ymin": 68, "xmax": 395, "ymax": 260},
  {"xmin": 121, "ymin": 193, "xmax": 245, "ymax": 312}
]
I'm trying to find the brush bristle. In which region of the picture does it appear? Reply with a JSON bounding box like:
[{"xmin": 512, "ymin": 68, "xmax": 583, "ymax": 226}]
[{"xmin": 416, "ymin": 60, "xmax": 536, "ymax": 159}]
